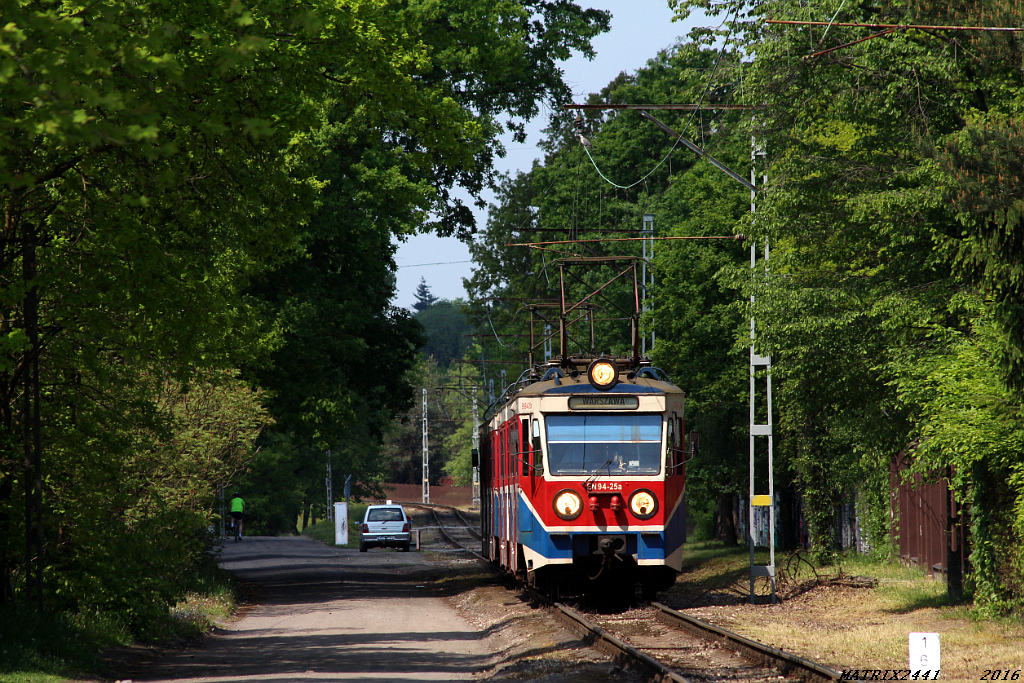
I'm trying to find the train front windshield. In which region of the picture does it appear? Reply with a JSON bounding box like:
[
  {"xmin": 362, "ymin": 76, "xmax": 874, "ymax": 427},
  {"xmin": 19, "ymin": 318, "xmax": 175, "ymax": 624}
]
[{"xmin": 545, "ymin": 414, "xmax": 662, "ymax": 475}]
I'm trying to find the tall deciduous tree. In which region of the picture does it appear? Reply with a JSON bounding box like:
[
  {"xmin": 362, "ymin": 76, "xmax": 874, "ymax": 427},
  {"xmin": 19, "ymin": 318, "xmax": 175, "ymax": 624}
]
[
  {"xmin": 670, "ymin": 0, "xmax": 1024, "ymax": 604},
  {"xmin": 416, "ymin": 299, "xmax": 472, "ymax": 367},
  {"xmin": 1, "ymin": 0, "xmax": 375, "ymax": 608},
  {"xmin": 467, "ymin": 42, "xmax": 754, "ymax": 530},
  {"xmin": 0, "ymin": 0, "xmax": 609, "ymax": 618},
  {"xmin": 237, "ymin": 0, "xmax": 609, "ymax": 524}
]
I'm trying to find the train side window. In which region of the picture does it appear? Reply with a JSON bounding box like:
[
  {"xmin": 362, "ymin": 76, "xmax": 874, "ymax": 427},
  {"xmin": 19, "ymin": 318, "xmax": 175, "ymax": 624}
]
[
  {"xmin": 665, "ymin": 417, "xmax": 675, "ymax": 477},
  {"xmin": 532, "ymin": 419, "xmax": 543, "ymax": 475}
]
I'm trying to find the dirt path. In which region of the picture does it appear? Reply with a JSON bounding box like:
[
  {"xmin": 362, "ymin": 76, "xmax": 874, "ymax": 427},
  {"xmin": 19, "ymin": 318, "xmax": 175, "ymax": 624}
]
[{"xmin": 135, "ymin": 536, "xmax": 494, "ymax": 682}]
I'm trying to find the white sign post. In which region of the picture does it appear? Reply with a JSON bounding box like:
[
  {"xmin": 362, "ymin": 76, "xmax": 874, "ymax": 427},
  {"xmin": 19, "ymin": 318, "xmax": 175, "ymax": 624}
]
[
  {"xmin": 334, "ymin": 502, "xmax": 348, "ymax": 546},
  {"xmin": 909, "ymin": 632, "xmax": 940, "ymax": 679}
]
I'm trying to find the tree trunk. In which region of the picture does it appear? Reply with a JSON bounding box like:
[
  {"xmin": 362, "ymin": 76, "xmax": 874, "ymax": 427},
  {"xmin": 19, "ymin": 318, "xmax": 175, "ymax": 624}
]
[
  {"xmin": 22, "ymin": 222, "xmax": 43, "ymax": 609},
  {"xmin": 946, "ymin": 469, "xmax": 963, "ymax": 601},
  {"xmin": 718, "ymin": 493, "xmax": 738, "ymax": 545}
]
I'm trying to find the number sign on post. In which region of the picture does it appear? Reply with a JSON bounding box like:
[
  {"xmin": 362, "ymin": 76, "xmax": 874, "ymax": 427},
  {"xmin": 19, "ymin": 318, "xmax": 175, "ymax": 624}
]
[{"xmin": 909, "ymin": 632, "xmax": 940, "ymax": 679}]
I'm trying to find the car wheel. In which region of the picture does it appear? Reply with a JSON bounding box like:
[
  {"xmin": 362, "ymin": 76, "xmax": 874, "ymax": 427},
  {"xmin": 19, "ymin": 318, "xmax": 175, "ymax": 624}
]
[
  {"xmin": 400, "ymin": 542, "xmax": 410, "ymax": 552},
  {"xmin": 359, "ymin": 541, "xmax": 367, "ymax": 552}
]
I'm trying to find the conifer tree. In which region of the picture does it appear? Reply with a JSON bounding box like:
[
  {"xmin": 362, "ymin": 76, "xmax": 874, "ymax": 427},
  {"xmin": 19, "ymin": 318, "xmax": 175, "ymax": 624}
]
[{"xmin": 412, "ymin": 278, "xmax": 439, "ymax": 312}]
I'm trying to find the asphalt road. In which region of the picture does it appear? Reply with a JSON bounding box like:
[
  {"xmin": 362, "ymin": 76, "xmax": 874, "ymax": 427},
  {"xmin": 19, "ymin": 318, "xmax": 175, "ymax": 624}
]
[{"xmin": 135, "ymin": 536, "xmax": 495, "ymax": 683}]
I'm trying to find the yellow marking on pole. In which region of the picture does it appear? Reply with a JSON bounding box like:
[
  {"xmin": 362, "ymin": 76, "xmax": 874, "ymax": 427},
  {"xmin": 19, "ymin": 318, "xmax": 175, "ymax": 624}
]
[{"xmin": 752, "ymin": 495, "xmax": 773, "ymax": 506}]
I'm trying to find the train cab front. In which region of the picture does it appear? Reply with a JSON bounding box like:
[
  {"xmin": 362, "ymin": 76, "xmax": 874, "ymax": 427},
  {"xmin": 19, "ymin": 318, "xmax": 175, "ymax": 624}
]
[
  {"xmin": 512, "ymin": 357, "xmax": 689, "ymax": 600},
  {"xmin": 524, "ymin": 478, "xmax": 682, "ymax": 599}
]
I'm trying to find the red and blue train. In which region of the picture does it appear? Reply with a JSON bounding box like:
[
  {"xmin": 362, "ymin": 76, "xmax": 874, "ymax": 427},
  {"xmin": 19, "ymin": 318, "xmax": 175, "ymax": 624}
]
[{"xmin": 479, "ymin": 356, "xmax": 689, "ymax": 600}]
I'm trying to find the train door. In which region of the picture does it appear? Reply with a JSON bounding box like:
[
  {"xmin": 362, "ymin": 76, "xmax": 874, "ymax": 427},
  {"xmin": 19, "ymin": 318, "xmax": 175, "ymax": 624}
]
[
  {"xmin": 530, "ymin": 418, "xmax": 543, "ymax": 486},
  {"xmin": 509, "ymin": 420, "xmax": 521, "ymax": 573},
  {"xmin": 498, "ymin": 421, "xmax": 507, "ymax": 568},
  {"xmin": 518, "ymin": 417, "xmax": 536, "ymax": 574},
  {"xmin": 666, "ymin": 409, "xmax": 686, "ymax": 535},
  {"xmin": 666, "ymin": 416, "xmax": 675, "ymax": 479},
  {"xmin": 673, "ymin": 413, "xmax": 684, "ymax": 495},
  {"xmin": 492, "ymin": 425, "xmax": 502, "ymax": 563},
  {"xmin": 480, "ymin": 428, "xmax": 492, "ymax": 559},
  {"xmin": 503, "ymin": 419, "xmax": 512, "ymax": 569}
]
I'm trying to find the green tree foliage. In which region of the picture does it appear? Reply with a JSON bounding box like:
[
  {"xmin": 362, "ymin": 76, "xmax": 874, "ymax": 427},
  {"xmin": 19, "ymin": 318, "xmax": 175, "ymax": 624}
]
[
  {"xmin": 237, "ymin": 0, "xmax": 609, "ymax": 533},
  {"xmin": 45, "ymin": 369, "xmax": 268, "ymax": 633},
  {"xmin": 467, "ymin": 42, "xmax": 754, "ymax": 522},
  {"xmin": 416, "ymin": 299, "xmax": 472, "ymax": 368},
  {"xmin": 939, "ymin": 118, "xmax": 1024, "ymax": 393},
  {"xmin": 891, "ymin": 302, "xmax": 1024, "ymax": 610},
  {"xmin": 380, "ymin": 356, "xmax": 481, "ymax": 487},
  {"xmin": 0, "ymin": 0, "xmax": 610, "ymax": 636},
  {"xmin": 1, "ymin": 0, "xmax": 360, "ymax": 614},
  {"xmin": 669, "ymin": 0, "xmax": 1024, "ymax": 602}
]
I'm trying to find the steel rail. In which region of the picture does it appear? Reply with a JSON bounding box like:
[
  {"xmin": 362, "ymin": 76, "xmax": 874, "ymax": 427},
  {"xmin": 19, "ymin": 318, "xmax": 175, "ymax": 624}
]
[
  {"xmin": 381, "ymin": 501, "xmax": 484, "ymax": 553},
  {"xmin": 405, "ymin": 501, "xmax": 483, "ymax": 540},
  {"xmin": 396, "ymin": 501, "xmax": 480, "ymax": 534},
  {"xmin": 548, "ymin": 599, "xmax": 692, "ymax": 683},
  {"xmin": 427, "ymin": 508, "xmax": 488, "ymax": 560},
  {"xmin": 419, "ymin": 518, "xmax": 691, "ymax": 681},
  {"xmin": 402, "ymin": 502, "xmax": 847, "ymax": 682},
  {"xmin": 652, "ymin": 602, "xmax": 847, "ymax": 682}
]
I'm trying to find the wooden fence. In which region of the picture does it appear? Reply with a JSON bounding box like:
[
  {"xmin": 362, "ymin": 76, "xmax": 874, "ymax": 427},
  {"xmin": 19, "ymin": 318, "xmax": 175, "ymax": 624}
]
[
  {"xmin": 890, "ymin": 454, "xmax": 967, "ymax": 581},
  {"xmin": 379, "ymin": 483, "xmax": 473, "ymax": 508}
]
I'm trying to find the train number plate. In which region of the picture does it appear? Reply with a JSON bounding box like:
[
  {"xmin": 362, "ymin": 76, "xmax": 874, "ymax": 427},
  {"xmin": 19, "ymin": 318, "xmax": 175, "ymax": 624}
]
[{"xmin": 585, "ymin": 482, "xmax": 623, "ymax": 492}]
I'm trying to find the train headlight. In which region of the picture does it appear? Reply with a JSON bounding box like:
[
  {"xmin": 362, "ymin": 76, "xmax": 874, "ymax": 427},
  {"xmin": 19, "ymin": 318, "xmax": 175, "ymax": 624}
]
[
  {"xmin": 629, "ymin": 489, "xmax": 659, "ymax": 520},
  {"xmin": 553, "ymin": 489, "xmax": 583, "ymax": 520},
  {"xmin": 588, "ymin": 359, "xmax": 618, "ymax": 391}
]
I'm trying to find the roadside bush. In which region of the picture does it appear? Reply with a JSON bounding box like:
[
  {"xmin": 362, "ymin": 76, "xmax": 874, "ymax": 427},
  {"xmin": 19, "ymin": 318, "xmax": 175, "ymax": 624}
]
[
  {"xmin": 0, "ymin": 604, "xmax": 129, "ymax": 678},
  {"xmin": 689, "ymin": 501, "xmax": 716, "ymax": 542}
]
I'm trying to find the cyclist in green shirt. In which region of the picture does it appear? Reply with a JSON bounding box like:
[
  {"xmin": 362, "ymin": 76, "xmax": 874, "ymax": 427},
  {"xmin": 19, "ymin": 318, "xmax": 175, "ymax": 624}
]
[{"xmin": 229, "ymin": 492, "xmax": 245, "ymax": 541}]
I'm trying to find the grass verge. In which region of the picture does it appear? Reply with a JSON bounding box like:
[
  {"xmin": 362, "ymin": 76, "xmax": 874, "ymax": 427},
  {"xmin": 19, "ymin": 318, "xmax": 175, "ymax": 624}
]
[
  {"xmin": 301, "ymin": 502, "xmax": 369, "ymax": 549},
  {"xmin": 666, "ymin": 541, "xmax": 1024, "ymax": 682}
]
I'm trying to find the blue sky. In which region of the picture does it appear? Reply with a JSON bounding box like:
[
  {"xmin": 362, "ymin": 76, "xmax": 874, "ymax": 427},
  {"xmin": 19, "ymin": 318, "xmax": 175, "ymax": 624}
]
[{"xmin": 392, "ymin": 1, "xmax": 704, "ymax": 309}]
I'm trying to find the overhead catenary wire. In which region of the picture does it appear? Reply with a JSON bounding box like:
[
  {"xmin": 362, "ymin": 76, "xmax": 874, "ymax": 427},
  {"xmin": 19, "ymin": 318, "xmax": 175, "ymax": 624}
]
[
  {"xmin": 398, "ymin": 260, "xmax": 473, "ymax": 268},
  {"xmin": 506, "ymin": 235, "xmax": 744, "ymax": 248},
  {"xmin": 819, "ymin": 0, "xmax": 849, "ymax": 44},
  {"xmin": 766, "ymin": 18, "xmax": 1024, "ymax": 59},
  {"xmin": 478, "ymin": 16, "xmax": 745, "ymax": 361},
  {"xmin": 486, "ymin": 305, "xmax": 514, "ymax": 349},
  {"xmin": 572, "ymin": 8, "xmax": 738, "ymax": 191},
  {"xmin": 766, "ymin": 19, "xmax": 1024, "ymax": 31}
]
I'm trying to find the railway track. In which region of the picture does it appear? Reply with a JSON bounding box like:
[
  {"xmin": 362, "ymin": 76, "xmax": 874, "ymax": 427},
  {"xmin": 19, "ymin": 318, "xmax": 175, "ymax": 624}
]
[
  {"xmin": 572, "ymin": 602, "xmax": 845, "ymax": 682},
  {"xmin": 400, "ymin": 502, "xmax": 483, "ymax": 557},
  {"xmin": 401, "ymin": 501, "xmax": 845, "ymax": 683}
]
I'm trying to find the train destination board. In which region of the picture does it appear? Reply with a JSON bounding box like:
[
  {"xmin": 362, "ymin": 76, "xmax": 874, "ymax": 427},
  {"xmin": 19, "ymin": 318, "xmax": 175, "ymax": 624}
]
[{"xmin": 568, "ymin": 395, "xmax": 640, "ymax": 410}]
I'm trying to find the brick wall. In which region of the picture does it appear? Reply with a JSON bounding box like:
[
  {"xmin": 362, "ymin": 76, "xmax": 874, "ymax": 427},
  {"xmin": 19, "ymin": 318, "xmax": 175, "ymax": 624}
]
[{"xmin": 378, "ymin": 483, "xmax": 473, "ymax": 508}]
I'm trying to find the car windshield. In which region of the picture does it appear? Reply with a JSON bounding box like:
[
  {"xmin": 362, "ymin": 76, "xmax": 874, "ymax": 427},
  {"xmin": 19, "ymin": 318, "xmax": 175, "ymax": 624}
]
[
  {"xmin": 545, "ymin": 414, "xmax": 662, "ymax": 475},
  {"xmin": 367, "ymin": 508, "xmax": 404, "ymax": 522}
]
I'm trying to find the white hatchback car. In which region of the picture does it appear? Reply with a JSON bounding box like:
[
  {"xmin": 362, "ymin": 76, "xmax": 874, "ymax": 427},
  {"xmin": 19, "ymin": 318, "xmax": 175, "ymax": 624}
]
[{"xmin": 359, "ymin": 504, "xmax": 412, "ymax": 552}]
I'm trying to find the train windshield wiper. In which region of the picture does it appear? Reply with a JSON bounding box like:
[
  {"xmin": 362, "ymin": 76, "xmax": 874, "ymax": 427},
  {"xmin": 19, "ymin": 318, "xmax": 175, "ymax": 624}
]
[{"xmin": 584, "ymin": 459, "xmax": 614, "ymax": 487}]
